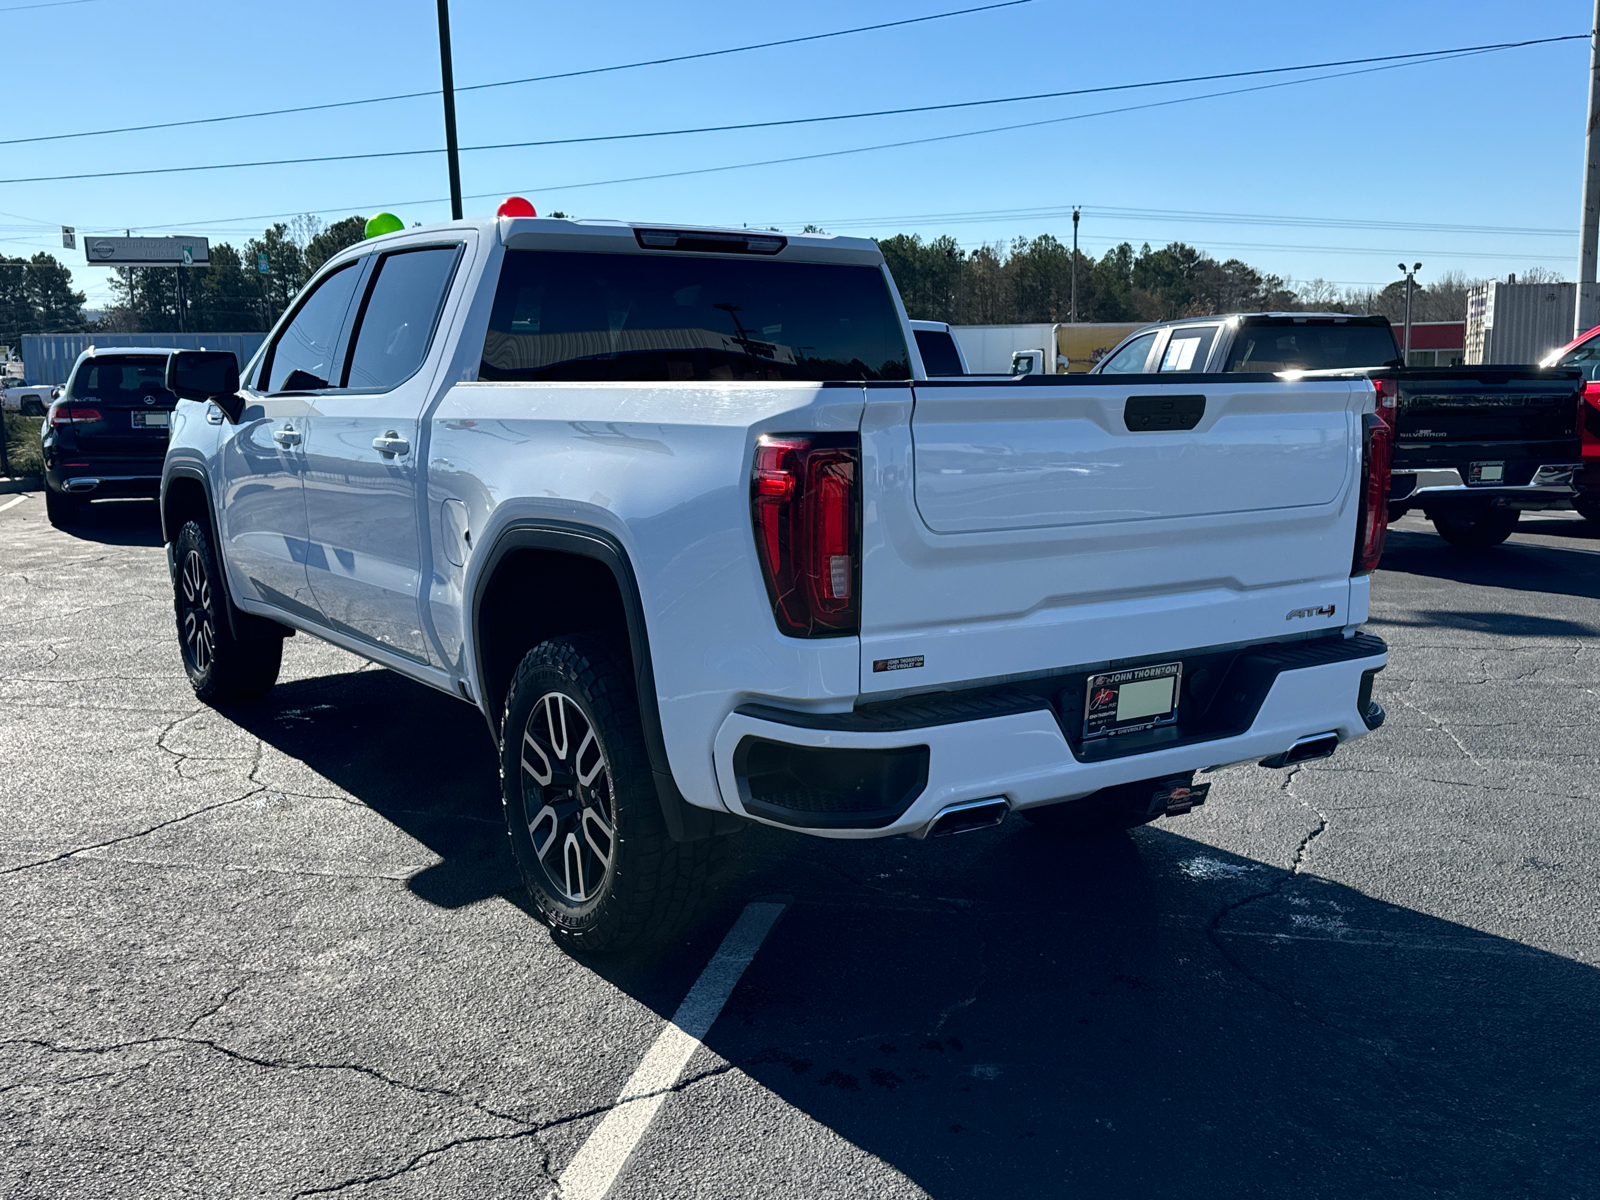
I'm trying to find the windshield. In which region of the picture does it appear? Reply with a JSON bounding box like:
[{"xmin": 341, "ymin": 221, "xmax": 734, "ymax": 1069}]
[
  {"xmin": 1557, "ymin": 336, "xmax": 1600, "ymax": 381},
  {"xmin": 69, "ymin": 355, "xmax": 174, "ymax": 402},
  {"xmin": 1223, "ymin": 321, "xmax": 1399, "ymax": 372},
  {"xmin": 481, "ymin": 250, "xmax": 911, "ymax": 383}
]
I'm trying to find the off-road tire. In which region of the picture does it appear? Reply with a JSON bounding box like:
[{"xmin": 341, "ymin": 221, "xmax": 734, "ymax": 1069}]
[
  {"xmin": 1430, "ymin": 506, "xmax": 1519, "ymax": 549},
  {"xmin": 45, "ymin": 487, "xmax": 79, "ymax": 528},
  {"xmin": 1573, "ymin": 494, "xmax": 1600, "ymax": 526},
  {"xmin": 500, "ymin": 633, "xmax": 711, "ymax": 953},
  {"xmin": 1023, "ymin": 781, "xmax": 1162, "ymax": 838},
  {"xmin": 173, "ymin": 519, "xmax": 282, "ymax": 703}
]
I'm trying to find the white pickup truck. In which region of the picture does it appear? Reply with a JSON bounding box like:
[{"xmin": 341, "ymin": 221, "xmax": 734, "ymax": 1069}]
[{"xmin": 159, "ymin": 215, "xmax": 1390, "ymax": 951}]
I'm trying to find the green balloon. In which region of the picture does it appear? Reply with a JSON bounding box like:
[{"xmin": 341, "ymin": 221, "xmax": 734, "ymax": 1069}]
[{"xmin": 365, "ymin": 212, "xmax": 404, "ymax": 239}]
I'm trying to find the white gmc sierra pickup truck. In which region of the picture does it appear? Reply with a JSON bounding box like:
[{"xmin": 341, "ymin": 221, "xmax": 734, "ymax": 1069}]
[{"xmin": 159, "ymin": 215, "xmax": 1390, "ymax": 951}]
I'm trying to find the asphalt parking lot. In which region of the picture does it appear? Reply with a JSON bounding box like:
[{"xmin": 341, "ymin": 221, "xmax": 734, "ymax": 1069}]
[{"xmin": 2, "ymin": 492, "xmax": 1597, "ymax": 1199}]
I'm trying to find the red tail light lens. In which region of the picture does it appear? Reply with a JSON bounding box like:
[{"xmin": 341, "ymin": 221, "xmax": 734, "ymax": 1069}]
[
  {"xmin": 751, "ymin": 434, "xmax": 860, "ymax": 636},
  {"xmin": 1354, "ymin": 411, "xmax": 1392, "ymax": 575},
  {"xmin": 49, "ymin": 405, "xmax": 101, "ymax": 427},
  {"xmin": 1372, "ymin": 377, "xmax": 1398, "ymax": 431}
]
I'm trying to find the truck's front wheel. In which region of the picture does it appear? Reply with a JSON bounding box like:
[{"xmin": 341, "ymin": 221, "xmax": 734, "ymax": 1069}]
[
  {"xmin": 1429, "ymin": 505, "xmax": 1519, "ymax": 549},
  {"xmin": 173, "ymin": 520, "xmax": 282, "ymax": 703},
  {"xmin": 500, "ymin": 633, "xmax": 708, "ymax": 953}
]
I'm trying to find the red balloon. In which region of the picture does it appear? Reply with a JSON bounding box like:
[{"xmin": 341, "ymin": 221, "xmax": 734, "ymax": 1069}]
[{"xmin": 496, "ymin": 196, "xmax": 537, "ymax": 218}]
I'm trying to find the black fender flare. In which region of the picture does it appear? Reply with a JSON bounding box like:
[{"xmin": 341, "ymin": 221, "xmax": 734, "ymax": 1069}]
[{"xmin": 471, "ymin": 520, "xmax": 743, "ymax": 843}]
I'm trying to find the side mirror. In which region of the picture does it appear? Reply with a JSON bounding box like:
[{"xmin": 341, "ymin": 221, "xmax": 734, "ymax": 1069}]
[{"xmin": 166, "ymin": 350, "xmax": 243, "ymax": 423}]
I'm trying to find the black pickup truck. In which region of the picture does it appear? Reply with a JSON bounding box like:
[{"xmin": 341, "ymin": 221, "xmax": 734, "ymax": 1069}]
[{"xmin": 1094, "ymin": 312, "xmax": 1585, "ymax": 549}]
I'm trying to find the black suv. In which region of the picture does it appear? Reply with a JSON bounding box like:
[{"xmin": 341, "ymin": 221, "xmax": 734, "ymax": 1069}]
[{"xmin": 42, "ymin": 348, "xmax": 180, "ymax": 526}]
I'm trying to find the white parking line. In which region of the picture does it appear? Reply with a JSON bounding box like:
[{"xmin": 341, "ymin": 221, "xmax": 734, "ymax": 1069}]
[
  {"xmin": 557, "ymin": 902, "xmax": 787, "ymax": 1200},
  {"xmin": 0, "ymin": 494, "xmax": 28, "ymax": 514}
]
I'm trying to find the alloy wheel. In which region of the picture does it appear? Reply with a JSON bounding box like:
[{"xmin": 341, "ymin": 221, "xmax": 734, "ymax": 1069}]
[
  {"xmin": 179, "ymin": 549, "xmax": 216, "ymax": 676},
  {"xmin": 519, "ymin": 691, "xmax": 617, "ymax": 906}
]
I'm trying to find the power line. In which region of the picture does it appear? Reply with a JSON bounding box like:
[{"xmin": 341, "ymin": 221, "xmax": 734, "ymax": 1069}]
[
  {"xmin": 786, "ymin": 203, "xmax": 1575, "ymax": 238},
  {"xmin": 0, "ymin": 0, "xmax": 104, "ymax": 11},
  {"xmin": 0, "ymin": 0, "xmax": 1032, "ymax": 148},
  {"xmin": 0, "ymin": 34, "xmax": 1582, "ymax": 186}
]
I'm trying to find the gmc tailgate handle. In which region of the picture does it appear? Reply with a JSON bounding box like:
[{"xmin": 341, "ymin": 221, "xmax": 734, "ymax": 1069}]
[{"xmin": 1125, "ymin": 394, "xmax": 1205, "ymax": 432}]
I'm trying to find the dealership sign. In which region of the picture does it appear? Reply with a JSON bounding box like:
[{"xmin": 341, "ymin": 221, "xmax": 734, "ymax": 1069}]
[{"xmin": 84, "ymin": 236, "xmax": 210, "ymax": 267}]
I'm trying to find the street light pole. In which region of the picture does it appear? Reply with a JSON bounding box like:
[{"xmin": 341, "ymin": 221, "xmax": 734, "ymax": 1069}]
[
  {"xmin": 1070, "ymin": 207, "xmax": 1080, "ymax": 323},
  {"xmin": 1399, "ymin": 261, "xmax": 1422, "ymax": 363},
  {"xmin": 437, "ymin": 0, "xmax": 464, "ymax": 221},
  {"xmin": 1578, "ymin": 0, "xmax": 1600, "ymax": 335}
]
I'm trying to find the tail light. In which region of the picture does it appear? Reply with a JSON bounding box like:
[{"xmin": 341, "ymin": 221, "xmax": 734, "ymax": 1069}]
[
  {"xmin": 751, "ymin": 434, "xmax": 860, "ymax": 636},
  {"xmin": 1353, "ymin": 411, "xmax": 1393, "ymax": 575},
  {"xmin": 1372, "ymin": 377, "xmax": 1398, "ymax": 431},
  {"xmin": 49, "ymin": 405, "xmax": 101, "ymax": 427}
]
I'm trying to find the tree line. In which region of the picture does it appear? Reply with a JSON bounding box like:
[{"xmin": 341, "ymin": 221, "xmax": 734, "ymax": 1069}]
[
  {"xmin": 1, "ymin": 218, "xmax": 1559, "ymax": 356},
  {"xmin": 879, "ymin": 232, "xmax": 1546, "ymax": 327}
]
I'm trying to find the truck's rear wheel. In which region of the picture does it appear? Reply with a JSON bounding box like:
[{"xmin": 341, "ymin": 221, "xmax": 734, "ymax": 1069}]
[
  {"xmin": 500, "ymin": 633, "xmax": 709, "ymax": 953},
  {"xmin": 1023, "ymin": 781, "xmax": 1162, "ymax": 838},
  {"xmin": 1574, "ymin": 494, "xmax": 1600, "ymax": 526},
  {"xmin": 173, "ymin": 520, "xmax": 282, "ymax": 703},
  {"xmin": 1430, "ymin": 505, "xmax": 1518, "ymax": 549}
]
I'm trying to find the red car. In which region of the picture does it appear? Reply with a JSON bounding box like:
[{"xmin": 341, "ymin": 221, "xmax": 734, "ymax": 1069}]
[{"xmin": 1546, "ymin": 325, "xmax": 1600, "ymax": 522}]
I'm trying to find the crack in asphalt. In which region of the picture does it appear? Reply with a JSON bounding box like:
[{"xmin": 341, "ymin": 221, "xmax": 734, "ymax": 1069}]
[
  {"xmin": 0, "ymin": 1034, "xmax": 536, "ymax": 1128},
  {"xmin": 289, "ymin": 1129, "xmax": 554, "ymax": 1197},
  {"xmin": 1393, "ymin": 692, "xmax": 1486, "ymax": 773},
  {"xmin": 0, "ymin": 787, "xmax": 266, "ymax": 876},
  {"xmin": 1198, "ymin": 767, "xmax": 1388, "ymax": 1049}
]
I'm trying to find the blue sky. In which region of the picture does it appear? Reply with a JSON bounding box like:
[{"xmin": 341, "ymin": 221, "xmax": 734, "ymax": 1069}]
[{"xmin": 0, "ymin": 0, "xmax": 1591, "ymax": 315}]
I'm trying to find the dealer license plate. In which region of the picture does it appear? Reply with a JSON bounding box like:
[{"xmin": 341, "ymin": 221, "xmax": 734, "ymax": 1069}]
[
  {"xmin": 131, "ymin": 411, "xmax": 170, "ymax": 428},
  {"xmin": 1084, "ymin": 662, "xmax": 1182, "ymax": 739},
  {"xmin": 1467, "ymin": 461, "xmax": 1504, "ymax": 484}
]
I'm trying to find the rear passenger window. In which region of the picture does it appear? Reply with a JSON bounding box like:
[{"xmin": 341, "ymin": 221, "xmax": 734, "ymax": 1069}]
[
  {"xmin": 344, "ymin": 246, "xmax": 462, "ymax": 391},
  {"xmin": 915, "ymin": 329, "xmax": 965, "ymax": 376},
  {"xmin": 1159, "ymin": 325, "xmax": 1218, "ymax": 372},
  {"xmin": 263, "ymin": 263, "xmax": 362, "ymax": 393},
  {"xmin": 1099, "ymin": 331, "xmax": 1157, "ymax": 374}
]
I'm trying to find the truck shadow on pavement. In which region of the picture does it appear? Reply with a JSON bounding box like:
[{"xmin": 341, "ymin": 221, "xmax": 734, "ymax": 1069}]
[
  {"xmin": 1381, "ymin": 526, "xmax": 1600, "ymax": 607},
  {"xmin": 52, "ymin": 497, "xmax": 164, "ymax": 547},
  {"xmin": 227, "ymin": 664, "xmax": 1599, "ymax": 1198}
]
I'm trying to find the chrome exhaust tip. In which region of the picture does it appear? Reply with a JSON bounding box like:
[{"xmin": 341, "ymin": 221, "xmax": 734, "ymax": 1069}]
[
  {"xmin": 918, "ymin": 797, "xmax": 1009, "ymax": 839},
  {"xmin": 1259, "ymin": 732, "xmax": 1339, "ymax": 770},
  {"xmin": 63, "ymin": 477, "xmax": 99, "ymax": 494}
]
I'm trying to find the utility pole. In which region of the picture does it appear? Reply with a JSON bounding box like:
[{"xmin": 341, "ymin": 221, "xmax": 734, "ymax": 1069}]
[
  {"xmin": 1399, "ymin": 262, "xmax": 1422, "ymax": 362},
  {"xmin": 437, "ymin": 0, "xmax": 464, "ymax": 220},
  {"xmin": 1579, "ymin": 0, "xmax": 1600, "ymax": 335},
  {"xmin": 1070, "ymin": 207, "xmax": 1080, "ymax": 323}
]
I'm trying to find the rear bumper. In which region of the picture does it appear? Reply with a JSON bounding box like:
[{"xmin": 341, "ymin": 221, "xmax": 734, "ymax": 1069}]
[
  {"xmin": 1390, "ymin": 462, "xmax": 1579, "ymax": 510},
  {"xmin": 45, "ymin": 462, "xmax": 163, "ymax": 499},
  {"xmin": 713, "ymin": 634, "xmax": 1388, "ymax": 839}
]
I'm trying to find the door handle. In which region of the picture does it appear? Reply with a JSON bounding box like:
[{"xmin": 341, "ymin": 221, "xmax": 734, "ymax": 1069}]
[
  {"xmin": 372, "ymin": 432, "xmax": 410, "ymax": 457},
  {"xmin": 272, "ymin": 425, "xmax": 301, "ymax": 447}
]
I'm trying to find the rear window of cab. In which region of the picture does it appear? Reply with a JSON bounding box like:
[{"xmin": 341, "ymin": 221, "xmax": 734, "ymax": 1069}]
[{"xmin": 479, "ymin": 250, "xmax": 911, "ymax": 383}]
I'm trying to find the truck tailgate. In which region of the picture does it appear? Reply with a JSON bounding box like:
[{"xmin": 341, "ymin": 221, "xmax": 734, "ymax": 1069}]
[
  {"xmin": 859, "ymin": 376, "xmax": 1370, "ymax": 696},
  {"xmin": 1393, "ymin": 369, "xmax": 1581, "ymax": 446}
]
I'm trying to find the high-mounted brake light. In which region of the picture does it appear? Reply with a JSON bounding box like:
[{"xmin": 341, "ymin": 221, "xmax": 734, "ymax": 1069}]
[
  {"xmin": 751, "ymin": 435, "xmax": 860, "ymax": 636},
  {"xmin": 1353, "ymin": 411, "xmax": 1393, "ymax": 576}
]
